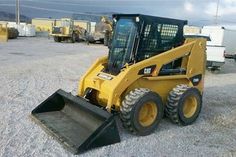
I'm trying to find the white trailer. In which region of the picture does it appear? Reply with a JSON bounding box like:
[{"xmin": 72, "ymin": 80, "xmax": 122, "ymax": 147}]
[
  {"xmin": 223, "ymin": 28, "xmax": 236, "ymax": 61},
  {"xmin": 202, "ymin": 26, "xmax": 224, "ymax": 69},
  {"xmin": 205, "ymin": 46, "xmax": 225, "ymax": 68},
  {"xmin": 201, "ymin": 26, "xmax": 236, "ymax": 69}
]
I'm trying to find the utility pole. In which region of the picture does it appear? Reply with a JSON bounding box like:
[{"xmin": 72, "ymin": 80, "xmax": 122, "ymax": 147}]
[
  {"xmin": 215, "ymin": 0, "xmax": 220, "ymax": 25},
  {"xmin": 16, "ymin": 0, "xmax": 20, "ymax": 24}
]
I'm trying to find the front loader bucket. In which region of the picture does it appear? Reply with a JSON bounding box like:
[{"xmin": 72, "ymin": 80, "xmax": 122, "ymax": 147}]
[{"xmin": 31, "ymin": 89, "xmax": 120, "ymax": 154}]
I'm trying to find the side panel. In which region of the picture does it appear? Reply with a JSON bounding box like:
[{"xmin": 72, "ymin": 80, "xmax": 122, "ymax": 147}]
[
  {"xmin": 202, "ymin": 26, "xmax": 224, "ymax": 46},
  {"xmin": 125, "ymin": 77, "xmax": 190, "ymax": 105},
  {"xmin": 223, "ymin": 29, "xmax": 236, "ymax": 54},
  {"xmin": 186, "ymin": 38, "xmax": 206, "ymax": 93},
  {"xmin": 206, "ymin": 46, "xmax": 225, "ymax": 63}
]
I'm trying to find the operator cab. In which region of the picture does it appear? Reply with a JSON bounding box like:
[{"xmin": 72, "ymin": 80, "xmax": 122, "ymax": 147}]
[
  {"xmin": 107, "ymin": 14, "xmax": 187, "ymax": 75},
  {"xmin": 52, "ymin": 18, "xmax": 74, "ymax": 34},
  {"xmin": 61, "ymin": 18, "xmax": 73, "ymax": 27}
]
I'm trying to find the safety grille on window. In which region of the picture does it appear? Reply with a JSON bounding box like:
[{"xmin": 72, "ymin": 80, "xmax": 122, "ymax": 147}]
[{"xmin": 137, "ymin": 22, "xmax": 183, "ymax": 61}]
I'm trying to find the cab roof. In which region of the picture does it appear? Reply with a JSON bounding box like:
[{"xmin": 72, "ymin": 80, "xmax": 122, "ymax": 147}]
[{"xmin": 112, "ymin": 14, "xmax": 187, "ymax": 26}]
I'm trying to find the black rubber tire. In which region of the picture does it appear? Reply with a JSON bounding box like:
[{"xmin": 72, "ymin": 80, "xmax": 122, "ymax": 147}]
[
  {"xmin": 54, "ymin": 36, "xmax": 61, "ymax": 42},
  {"xmin": 104, "ymin": 36, "xmax": 108, "ymax": 46},
  {"xmin": 70, "ymin": 33, "xmax": 76, "ymax": 43},
  {"xmin": 211, "ymin": 69, "xmax": 220, "ymax": 74},
  {"xmin": 210, "ymin": 67, "xmax": 220, "ymax": 74},
  {"xmin": 165, "ymin": 84, "xmax": 202, "ymax": 125},
  {"xmin": 120, "ymin": 88, "xmax": 164, "ymax": 136},
  {"xmin": 76, "ymin": 35, "xmax": 80, "ymax": 43},
  {"xmin": 104, "ymin": 30, "xmax": 109, "ymax": 46}
]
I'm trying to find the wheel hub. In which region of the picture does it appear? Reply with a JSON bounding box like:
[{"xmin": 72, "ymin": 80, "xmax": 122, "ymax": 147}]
[
  {"xmin": 183, "ymin": 95, "xmax": 197, "ymax": 118},
  {"xmin": 138, "ymin": 102, "xmax": 157, "ymax": 127}
]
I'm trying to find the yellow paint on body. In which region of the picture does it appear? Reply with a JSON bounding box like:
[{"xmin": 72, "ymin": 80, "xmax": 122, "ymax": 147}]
[
  {"xmin": 0, "ymin": 24, "xmax": 8, "ymax": 42},
  {"xmin": 78, "ymin": 38, "xmax": 207, "ymax": 112}
]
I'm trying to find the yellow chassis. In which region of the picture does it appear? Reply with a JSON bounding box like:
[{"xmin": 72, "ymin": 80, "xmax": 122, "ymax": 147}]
[{"xmin": 78, "ymin": 37, "xmax": 207, "ymax": 112}]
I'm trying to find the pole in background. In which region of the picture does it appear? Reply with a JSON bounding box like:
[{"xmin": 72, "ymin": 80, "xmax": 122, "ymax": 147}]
[
  {"xmin": 16, "ymin": 0, "xmax": 20, "ymax": 24},
  {"xmin": 215, "ymin": 0, "xmax": 220, "ymax": 25}
]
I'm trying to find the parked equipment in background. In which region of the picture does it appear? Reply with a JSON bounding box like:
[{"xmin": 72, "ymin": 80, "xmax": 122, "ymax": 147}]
[
  {"xmin": 51, "ymin": 18, "xmax": 87, "ymax": 43},
  {"xmin": 7, "ymin": 22, "xmax": 36, "ymax": 37},
  {"xmin": 86, "ymin": 16, "xmax": 112, "ymax": 46},
  {"xmin": 32, "ymin": 18, "xmax": 55, "ymax": 33},
  {"xmin": 32, "ymin": 18, "xmax": 95, "ymax": 37},
  {"xmin": 201, "ymin": 26, "xmax": 225, "ymax": 70},
  {"xmin": 201, "ymin": 26, "xmax": 236, "ymax": 69},
  {"xmin": 225, "ymin": 53, "xmax": 236, "ymax": 62},
  {"xmin": 31, "ymin": 14, "xmax": 208, "ymax": 154},
  {"xmin": 184, "ymin": 25, "xmax": 236, "ymax": 70},
  {"xmin": 219, "ymin": 27, "xmax": 236, "ymax": 62},
  {"xmin": 8, "ymin": 27, "xmax": 19, "ymax": 39},
  {"xmin": 184, "ymin": 25, "xmax": 201, "ymax": 35},
  {"xmin": 0, "ymin": 23, "xmax": 8, "ymax": 42}
]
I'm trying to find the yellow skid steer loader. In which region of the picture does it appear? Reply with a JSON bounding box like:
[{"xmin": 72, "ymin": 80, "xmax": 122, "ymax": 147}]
[{"xmin": 31, "ymin": 14, "xmax": 208, "ymax": 154}]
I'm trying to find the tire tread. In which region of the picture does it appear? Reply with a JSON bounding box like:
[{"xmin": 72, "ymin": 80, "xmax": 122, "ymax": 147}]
[
  {"xmin": 120, "ymin": 88, "xmax": 151, "ymax": 134},
  {"xmin": 165, "ymin": 84, "xmax": 190, "ymax": 124}
]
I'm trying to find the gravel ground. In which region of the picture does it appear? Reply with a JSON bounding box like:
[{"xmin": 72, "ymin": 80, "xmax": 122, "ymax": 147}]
[{"xmin": 0, "ymin": 37, "xmax": 236, "ymax": 157}]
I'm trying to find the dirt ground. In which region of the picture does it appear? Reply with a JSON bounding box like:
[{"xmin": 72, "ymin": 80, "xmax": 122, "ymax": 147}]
[{"xmin": 0, "ymin": 37, "xmax": 236, "ymax": 157}]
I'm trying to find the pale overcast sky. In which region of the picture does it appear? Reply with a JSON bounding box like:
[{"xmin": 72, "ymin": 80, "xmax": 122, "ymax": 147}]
[{"xmin": 0, "ymin": 0, "xmax": 236, "ymax": 27}]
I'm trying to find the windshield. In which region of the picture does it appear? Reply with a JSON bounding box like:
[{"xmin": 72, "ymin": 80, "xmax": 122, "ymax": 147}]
[
  {"xmin": 61, "ymin": 20, "xmax": 71, "ymax": 27},
  {"xmin": 108, "ymin": 18, "xmax": 137, "ymax": 74}
]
